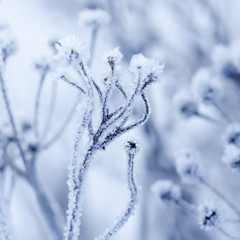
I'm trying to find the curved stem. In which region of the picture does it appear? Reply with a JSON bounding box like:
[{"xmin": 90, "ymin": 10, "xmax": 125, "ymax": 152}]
[
  {"xmin": 199, "ymin": 177, "xmax": 240, "ymax": 217},
  {"xmin": 99, "ymin": 92, "xmax": 149, "ymax": 148},
  {"xmin": 95, "ymin": 152, "xmax": 139, "ymax": 240},
  {"xmin": 34, "ymin": 69, "xmax": 48, "ymax": 139},
  {"xmin": 40, "ymin": 94, "xmax": 80, "ymax": 150}
]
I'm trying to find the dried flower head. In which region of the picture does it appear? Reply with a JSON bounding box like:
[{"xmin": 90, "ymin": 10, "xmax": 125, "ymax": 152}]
[
  {"xmin": 129, "ymin": 54, "xmax": 164, "ymax": 85},
  {"xmin": 198, "ymin": 203, "xmax": 221, "ymax": 230},
  {"xmin": 222, "ymin": 144, "xmax": 240, "ymax": 172},
  {"xmin": 224, "ymin": 123, "xmax": 240, "ymax": 148},
  {"xmin": 192, "ymin": 68, "xmax": 223, "ymax": 104},
  {"xmin": 151, "ymin": 179, "xmax": 181, "ymax": 205},
  {"xmin": 125, "ymin": 138, "xmax": 140, "ymax": 156},
  {"xmin": 78, "ymin": 9, "xmax": 110, "ymax": 27},
  {"xmin": 55, "ymin": 35, "xmax": 90, "ymax": 67},
  {"xmin": 175, "ymin": 148, "xmax": 203, "ymax": 184},
  {"xmin": 103, "ymin": 47, "xmax": 123, "ymax": 69}
]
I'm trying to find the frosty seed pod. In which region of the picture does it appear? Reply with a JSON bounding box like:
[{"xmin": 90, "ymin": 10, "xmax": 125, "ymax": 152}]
[
  {"xmin": 124, "ymin": 138, "xmax": 140, "ymax": 156},
  {"xmin": 198, "ymin": 203, "xmax": 221, "ymax": 230}
]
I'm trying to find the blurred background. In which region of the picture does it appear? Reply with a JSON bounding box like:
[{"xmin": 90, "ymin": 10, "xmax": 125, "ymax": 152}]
[{"xmin": 1, "ymin": 0, "xmax": 240, "ymax": 239}]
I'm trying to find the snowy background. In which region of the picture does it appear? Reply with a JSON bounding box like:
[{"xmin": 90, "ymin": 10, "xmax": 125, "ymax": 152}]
[{"xmin": 1, "ymin": 0, "xmax": 240, "ymax": 240}]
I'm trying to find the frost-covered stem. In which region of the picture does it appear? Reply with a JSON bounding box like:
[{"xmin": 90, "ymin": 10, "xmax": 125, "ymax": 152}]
[
  {"xmin": 199, "ymin": 177, "xmax": 240, "ymax": 217},
  {"xmin": 34, "ymin": 68, "xmax": 48, "ymax": 139},
  {"xmin": 175, "ymin": 198, "xmax": 198, "ymax": 216},
  {"xmin": 0, "ymin": 71, "xmax": 28, "ymax": 168},
  {"xmin": 41, "ymin": 94, "xmax": 80, "ymax": 150},
  {"xmin": 107, "ymin": 76, "xmax": 141, "ymax": 126},
  {"xmin": 99, "ymin": 93, "xmax": 150, "ymax": 148},
  {"xmin": 88, "ymin": 24, "xmax": 99, "ymax": 67},
  {"xmin": 94, "ymin": 76, "xmax": 141, "ymax": 144},
  {"xmin": 0, "ymin": 173, "xmax": 14, "ymax": 240},
  {"xmin": 95, "ymin": 152, "xmax": 138, "ymax": 240},
  {"xmin": 61, "ymin": 75, "xmax": 86, "ymax": 94},
  {"xmin": 102, "ymin": 68, "xmax": 115, "ymax": 120},
  {"xmin": 217, "ymin": 227, "xmax": 240, "ymax": 240},
  {"xmin": 64, "ymin": 65, "xmax": 94, "ymax": 240},
  {"xmin": 80, "ymin": 62, "xmax": 103, "ymax": 103},
  {"xmin": 41, "ymin": 80, "xmax": 58, "ymax": 141},
  {"xmin": 28, "ymin": 170, "xmax": 63, "ymax": 240},
  {"xmin": 211, "ymin": 101, "xmax": 232, "ymax": 123},
  {"xmin": 0, "ymin": 208, "xmax": 13, "ymax": 240},
  {"xmin": 196, "ymin": 112, "xmax": 223, "ymax": 125},
  {"xmin": 64, "ymin": 148, "xmax": 95, "ymax": 240},
  {"xmin": 116, "ymin": 83, "xmax": 127, "ymax": 99},
  {"xmin": 0, "ymin": 71, "xmax": 63, "ymax": 237}
]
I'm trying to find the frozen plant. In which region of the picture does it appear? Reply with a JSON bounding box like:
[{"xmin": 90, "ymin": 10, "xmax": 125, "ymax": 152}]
[{"xmin": 55, "ymin": 35, "xmax": 164, "ymax": 240}]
